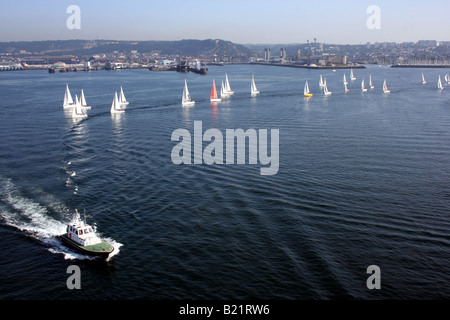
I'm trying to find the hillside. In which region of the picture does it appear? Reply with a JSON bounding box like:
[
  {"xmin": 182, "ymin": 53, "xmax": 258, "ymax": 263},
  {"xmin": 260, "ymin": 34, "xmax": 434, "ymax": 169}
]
[{"xmin": 0, "ymin": 39, "xmax": 254, "ymax": 57}]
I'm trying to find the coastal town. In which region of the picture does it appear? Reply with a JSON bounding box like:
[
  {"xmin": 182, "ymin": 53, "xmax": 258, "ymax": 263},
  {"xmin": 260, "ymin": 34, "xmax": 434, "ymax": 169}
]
[{"xmin": 0, "ymin": 39, "xmax": 449, "ymax": 72}]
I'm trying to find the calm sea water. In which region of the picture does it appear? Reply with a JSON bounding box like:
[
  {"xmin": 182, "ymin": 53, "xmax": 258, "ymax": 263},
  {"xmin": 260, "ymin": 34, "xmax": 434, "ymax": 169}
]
[{"xmin": 0, "ymin": 65, "xmax": 449, "ymax": 300}]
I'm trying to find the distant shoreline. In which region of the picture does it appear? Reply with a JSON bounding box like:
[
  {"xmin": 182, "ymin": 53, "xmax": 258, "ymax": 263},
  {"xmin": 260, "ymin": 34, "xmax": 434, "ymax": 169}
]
[
  {"xmin": 224, "ymin": 62, "xmax": 366, "ymax": 69},
  {"xmin": 391, "ymin": 64, "xmax": 450, "ymax": 68}
]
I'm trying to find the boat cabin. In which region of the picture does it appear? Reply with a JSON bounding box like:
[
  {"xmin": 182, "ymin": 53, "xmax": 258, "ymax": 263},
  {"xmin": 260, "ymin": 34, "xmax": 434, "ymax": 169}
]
[{"xmin": 66, "ymin": 210, "xmax": 102, "ymax": 247}]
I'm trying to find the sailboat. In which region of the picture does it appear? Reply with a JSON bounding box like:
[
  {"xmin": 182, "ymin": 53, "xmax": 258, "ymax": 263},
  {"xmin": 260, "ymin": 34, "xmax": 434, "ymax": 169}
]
[
  {"xmin": 369, "ymin": 75, "xmax": 374, "ymax": 89},
  {"xmin": 422, "ymin": 72, "xmax": 427, "ymax": 85},
  {"xmin": 343, "ymin": 74, "xmax": 348, "ymax": 85},
  {"xmin": 182, "ymin": 79, "xmax": 195, "ymax": 106},
  {"xmin": 383, "ymin": 80, "xmax": 390, "ymax": 94},
  {"xmin": 304, "ymin": 81, "xmax": 313, "ymax": 97},
  {"xmin": 63, "ymin": 84, "xmax": 75, "ymax": 109},
  {"xmin": 350, "ymin": 69, "xmax": 356, "ymax": 81},
  {"xmin": 110, "ymin": 92, "xmax": 125, "ymax": 114},
  {"xmin": 344, "ymin": 81, "xmax": 350, "ymax": 93},
  {"xmin": 72, "ymin": 95, "xmax": 87, "ymax": 118},
  {"xmin": 225, "ymin": 73, "xmax": 234, "ymax": 95},
  {"xmin": 438, "ymin": 75, "xmax": 444, "ymax": 90},
  {"xmin": 210, "ymin": 79, "xmax": 221, "ymax": 102},
  {"xmin": 319, "ymin": 75, "xmax": 325, "ymax": 88},
  {"xmin": 220, "ymin": 80, "xmax": 228, "ymax": 99},
  {"xmin": 361, "ymin": 79, "xmax": 368, "ymax": 92},
  {"xmin": 323, "ymin": 78, "xmax": 332, "ymax": 96},
  {"xmin": 80, "ymin": 89, "xmax": 91, "ymax": 109},
  {"xmin": 445, "ymin": 74, "xmax": 450, "ymax": 84},
  {"xmin": 251, "ymin": 74, "xmax": 259, "ymax": 96},
  {"xmin": 119, "ymin": 86, "xmax": 129, "ymax": 106}
]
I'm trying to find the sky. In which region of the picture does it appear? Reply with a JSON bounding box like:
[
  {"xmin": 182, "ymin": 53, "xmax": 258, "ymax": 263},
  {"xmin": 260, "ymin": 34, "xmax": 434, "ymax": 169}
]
[{"xmin": 0, "ymin": 0, "xmax": 449, "ymax": 44}]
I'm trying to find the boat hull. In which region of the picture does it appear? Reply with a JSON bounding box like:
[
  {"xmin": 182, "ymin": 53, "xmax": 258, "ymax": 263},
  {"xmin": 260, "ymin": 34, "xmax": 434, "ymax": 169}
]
[{"xmin": 59, "ymin": 234, "xmax": 114, "ymax": 259}]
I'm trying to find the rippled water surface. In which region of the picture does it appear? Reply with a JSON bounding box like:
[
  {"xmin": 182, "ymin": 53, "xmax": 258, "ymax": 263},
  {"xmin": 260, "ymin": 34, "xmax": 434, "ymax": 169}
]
[{"xmin": 0, "ymin": 65, "xmax": 449, "ymax": 299}]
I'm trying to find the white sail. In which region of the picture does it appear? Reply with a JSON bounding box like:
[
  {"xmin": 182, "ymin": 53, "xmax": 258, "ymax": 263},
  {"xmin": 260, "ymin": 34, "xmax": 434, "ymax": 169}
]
[
  {"xmin": 350, "ymin": 69, "xmax": 356, "ymax": 81},
  {"xmin": 304, "ymin": 81, "xmax": 312, "ymax": 97},
  {"xmin": 72, "ymin": 95, "xmax": 87, "ymax": 118},
  {"xmin": 323, "ymin": 78, "xmax": 332, "ymax": 95},
  {"xmin": 361, "ymin": 79, "xmax": 368, "ymax": 92},
  {"xmin": 63, "ymin": 84, "xmax": 74, "ymax": 109},
  {"xmin": 319, "ymin": 75, "xmax": 325, "ymax": 87},
  {"xmin": 344, "ymin": 81, "xmax": 349, "ymax": 93},
  {"xmin": 369, "ymin": 75, "xmax": 374, "ymax": 89},
  {"xmin": 80, "ymin": 89, "xmax": 91, "ymax": 109},
  {"xmin": 225, "ymin": 73, "xmax": 234, "ymax": 94},
  {"xmin": 221, "ymin": 80, "xmax": 228, "ymax": 98},
  {"xmin": 111, "ymin": 92, "xmax": 125, "ymax": 114},
  {"xmin": 119, "ymin": 86, "xmax": 129, "ymax": 105},
  {"xmin": 438, "ymin": 75, "xmax": 444, "ymax": 90},
  {"xmin": 445, "ymin": 74, "xmax": 450, "ymax": 84},
  {"xmin": 251, "ymin": 74, "xmax": 259, "ymax": 96},
  {"xmin": 422, "ymin": 72, "xmax": 427, "ymax": 84},
  {"xmin": 182, "ymin": 79, "xmax": 195, "ymax": 106},
  {"xmin": 343, "ymin": 74, "xmax": 348, "ymax": 85},
  {"xmin": 383, "ymin": 80, "xmax": 390, "ymax": 93}
]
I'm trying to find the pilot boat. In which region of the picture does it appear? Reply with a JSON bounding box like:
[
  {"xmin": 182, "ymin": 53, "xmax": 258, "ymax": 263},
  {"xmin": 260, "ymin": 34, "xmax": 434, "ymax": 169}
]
[{"xmin": 59, "ymin": 209, "xmax": 114, "ymax": 259}]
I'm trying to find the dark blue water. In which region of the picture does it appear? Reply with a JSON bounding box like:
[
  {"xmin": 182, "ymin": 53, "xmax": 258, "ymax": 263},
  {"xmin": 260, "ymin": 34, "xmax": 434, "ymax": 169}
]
[{"xmin": 0, "ymin": 65, "xmax": 449, "ymax": 299}]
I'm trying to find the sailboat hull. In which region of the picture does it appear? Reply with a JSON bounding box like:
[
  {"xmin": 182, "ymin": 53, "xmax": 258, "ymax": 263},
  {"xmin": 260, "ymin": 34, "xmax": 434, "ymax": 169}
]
[{"xmin": 182, "ymin": 101, "xmax": 195, "ymax": 106}]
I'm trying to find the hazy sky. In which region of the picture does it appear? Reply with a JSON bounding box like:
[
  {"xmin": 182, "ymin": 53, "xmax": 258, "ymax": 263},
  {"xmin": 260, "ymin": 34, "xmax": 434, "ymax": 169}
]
[{"xmin": 1, "ymin": 0, "xmax": 449, "ymax": 44}]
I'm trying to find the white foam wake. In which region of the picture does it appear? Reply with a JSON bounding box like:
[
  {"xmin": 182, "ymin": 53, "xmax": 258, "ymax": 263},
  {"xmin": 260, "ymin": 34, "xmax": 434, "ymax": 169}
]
[{"xmin": 0, "ymin": 178, "xmax": 122, "ymax": 261}]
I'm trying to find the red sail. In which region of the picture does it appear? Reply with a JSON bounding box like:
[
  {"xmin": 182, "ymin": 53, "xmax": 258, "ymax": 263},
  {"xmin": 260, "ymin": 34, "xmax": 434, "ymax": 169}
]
[{"xmin": 211, "ymin": 79, "xmax": 217, "ymax": 99}]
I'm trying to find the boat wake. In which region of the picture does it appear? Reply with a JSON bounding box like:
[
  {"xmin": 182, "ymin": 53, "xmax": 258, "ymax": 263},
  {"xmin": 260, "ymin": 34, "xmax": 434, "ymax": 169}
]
[{"xmin": 0, "ymin": 177, "xmax": 122, "ymax": 261}]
